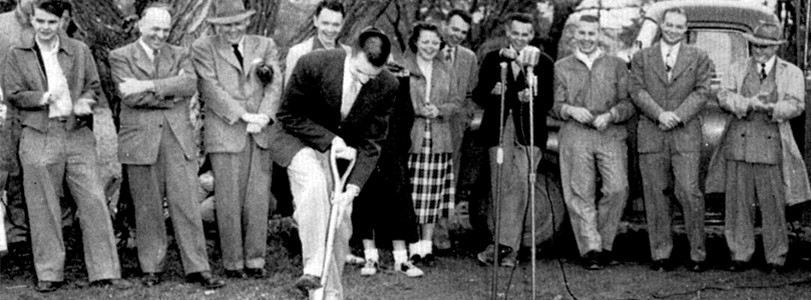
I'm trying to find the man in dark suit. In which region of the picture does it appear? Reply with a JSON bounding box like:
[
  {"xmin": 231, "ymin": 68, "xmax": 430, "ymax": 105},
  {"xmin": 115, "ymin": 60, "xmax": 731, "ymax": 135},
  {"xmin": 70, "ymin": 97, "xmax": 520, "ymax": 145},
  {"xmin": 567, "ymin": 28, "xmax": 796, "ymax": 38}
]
[
  {"xmin": 110, "ymin": 4, "xmax": 223, "ymax": 288},
  {"xmin": 629, "ymin": 7, "xmax": 712, "ymax": 272},
  {"xmin": 2, "ymin": 0, "xmax": 131, "ymax": 292},
  {"xmin": 473, "ymin": 13, "xmax": 554, "ymax": 267},
  {"xmin": 191, "ymin": 0, "xmax": 282, "ymax": 279},
  {"xmin": 270, "ymin": 27, "xmax": 396, "ymax": 300}
]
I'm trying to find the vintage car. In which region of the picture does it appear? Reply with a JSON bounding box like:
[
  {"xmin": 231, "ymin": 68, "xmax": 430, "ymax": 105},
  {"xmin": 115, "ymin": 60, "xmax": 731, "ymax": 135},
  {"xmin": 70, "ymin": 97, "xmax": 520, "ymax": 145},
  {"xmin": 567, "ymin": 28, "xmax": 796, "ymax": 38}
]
[{"xmin": 543, "ymin": 0, "xmax": 794, "ymax": 232}]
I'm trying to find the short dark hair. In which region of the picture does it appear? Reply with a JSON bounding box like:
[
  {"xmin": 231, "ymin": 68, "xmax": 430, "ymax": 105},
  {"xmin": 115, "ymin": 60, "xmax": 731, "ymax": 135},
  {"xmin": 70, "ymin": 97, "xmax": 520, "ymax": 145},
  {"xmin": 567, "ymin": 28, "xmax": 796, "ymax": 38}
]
[
  {"xmin": 315, "ymin": 0, "xmax": 344, "ymax": 18},
  {"xmin": 408, "ymin": 22, "xmax": 445, "ymax": 53},
  {"xmin": 446, "ymin": 9, "xmax": 472, "ymax": 25},
  {"xmin": 356, "ymin": 27, "xmax": 391, "ymax": 67},
  {"xmin": 579, "ymin": 14, "xmax": 599, "ymax": 24},
  {"xmin": 33, "ymin": 0, "xmax": 71, "ymax": 18},
  {"xmin": 661, "ymin": 7, "xmax": 688, "ymax": 23},
  {"xmin": 504, "ymin": 12, "xmax": 534, "ymax": 28}
]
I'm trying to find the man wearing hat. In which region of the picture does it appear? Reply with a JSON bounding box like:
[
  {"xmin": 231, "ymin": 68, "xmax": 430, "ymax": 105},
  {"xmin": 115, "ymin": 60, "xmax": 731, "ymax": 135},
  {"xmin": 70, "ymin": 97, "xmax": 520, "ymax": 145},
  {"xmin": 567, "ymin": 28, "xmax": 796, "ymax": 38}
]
[
  {"xmin": 269, "ymin": 27, "xmax": 397, "ymax": 299},
  {"xmin": 705, "ymin": 21, "xmax": 811, "ymax": 272},
  {"xmin": 191, "ymin": 0, "xmax": 282, "ymax": 279}
]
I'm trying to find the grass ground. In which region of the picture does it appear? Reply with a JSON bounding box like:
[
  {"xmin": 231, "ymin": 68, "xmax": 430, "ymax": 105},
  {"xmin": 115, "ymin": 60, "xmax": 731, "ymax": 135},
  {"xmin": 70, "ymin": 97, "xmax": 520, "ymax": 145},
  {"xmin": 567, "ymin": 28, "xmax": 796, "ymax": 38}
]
[{"xmin": 1, "ymin": 220, "xmax": 811, "ymax": 300}]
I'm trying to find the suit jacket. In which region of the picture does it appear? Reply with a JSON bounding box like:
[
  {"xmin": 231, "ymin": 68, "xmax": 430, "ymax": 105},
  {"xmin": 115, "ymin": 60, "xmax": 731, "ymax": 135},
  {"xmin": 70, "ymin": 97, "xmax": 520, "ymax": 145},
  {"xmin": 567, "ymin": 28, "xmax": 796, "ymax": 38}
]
[
  {"xmin": 472, "ymin": 48, "xmax": 553, "ymax": 147},
  {"xmin": 402, "ymin": 51, "xmax": 461, "ymax": 153},
  {"xmin": 191, "ymin": 34, "xmax": 282, "ymax": 153},
  {"xmin": 446, "ymin": 45, "xmax": 478, "ymax": 121},
  {"xmin": 268, "ymin": 49, "xmax": 397, "ymax": 189},
  {"xmin": 110, "ymin": 41, "xmax": 198, "ymax": 165},
  {"xmin": 2, "ymin": 34, "xmax": 103, "ymax": 133},
  {"xmin": 705, "ymin": 57, "xmax": 811, "ymax": 205},
  {"xmin": 284, "ymin": 36, "xmax": 350, "ymax": 84},
  {"xmin": 629, "ymin": 42, "xmax": 712, "ymax": 153}
]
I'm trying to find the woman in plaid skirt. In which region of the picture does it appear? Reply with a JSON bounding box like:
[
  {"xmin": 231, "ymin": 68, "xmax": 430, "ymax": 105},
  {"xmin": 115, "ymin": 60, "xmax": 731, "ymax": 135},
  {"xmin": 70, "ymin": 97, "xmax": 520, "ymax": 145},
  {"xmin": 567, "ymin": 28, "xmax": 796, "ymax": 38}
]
[{"xmin": 404, "ymin": 22, "xmax": 462, "ymax": 265}]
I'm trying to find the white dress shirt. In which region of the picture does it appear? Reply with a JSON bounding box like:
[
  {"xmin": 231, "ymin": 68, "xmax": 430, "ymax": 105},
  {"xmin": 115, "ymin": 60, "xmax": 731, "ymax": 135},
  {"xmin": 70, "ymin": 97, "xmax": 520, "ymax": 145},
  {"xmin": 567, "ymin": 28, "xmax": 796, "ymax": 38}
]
[{"xmin": 38, "ymin": 38, "xmax": 72, "ymax": 118}]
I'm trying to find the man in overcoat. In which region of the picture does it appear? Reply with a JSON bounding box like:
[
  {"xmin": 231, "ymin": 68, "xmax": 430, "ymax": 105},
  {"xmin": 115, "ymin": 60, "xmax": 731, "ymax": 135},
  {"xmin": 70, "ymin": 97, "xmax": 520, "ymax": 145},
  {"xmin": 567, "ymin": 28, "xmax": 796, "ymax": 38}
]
[
  {"xmin": 705, "ymin": 22, "xmax": 811, "ymax": 272},
  {"xmin": 110, "ymin": 4, "xmax": 224, "ymax": 288},
  {"xmin": 269, "ymin": 27, "xmax": 397, "ymax": 300},
  {"xmin": 191, "ymin": 0, "xmax": 282, "ymax": 279},
  {"xmin": 629, "ymin": 7, "xmax": 712, "ymax": 272}
]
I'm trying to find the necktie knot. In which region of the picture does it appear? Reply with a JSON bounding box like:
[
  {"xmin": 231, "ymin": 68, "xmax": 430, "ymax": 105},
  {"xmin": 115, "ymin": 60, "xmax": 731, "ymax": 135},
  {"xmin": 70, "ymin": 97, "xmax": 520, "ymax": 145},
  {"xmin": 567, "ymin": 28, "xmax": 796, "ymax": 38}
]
[{"xmin": 445, "ymin": 47, "xmax": 454, "ymax": 63}]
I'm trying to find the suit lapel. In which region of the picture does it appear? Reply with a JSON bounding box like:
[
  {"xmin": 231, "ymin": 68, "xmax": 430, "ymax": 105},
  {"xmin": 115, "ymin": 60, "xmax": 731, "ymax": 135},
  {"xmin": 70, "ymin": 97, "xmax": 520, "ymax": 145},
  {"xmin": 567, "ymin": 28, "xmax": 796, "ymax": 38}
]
[
  {"xmin": 346, "ymin": 75, "xmax": 380, "ymax": 122},
  {"xmin": 670, "ymin": 45, "xmax": 692, "ymax": 81},
  {"xmin": 215, "ymin": 35, "xmax": 243, "ymax": 72},
  {"xmin": 324, "ymin": 54, "xmax": 345, "ymax": 116},
  {"xmin": 649, "ymin": 43, "xmax": 669, "ymax": 84},
  {"xmin": 132, "ymin": 43, "xmax": 156, "ymax": 77},
  {"xmin": 241, "ymin": 36, "xmax": 258, "ymax": 72}
]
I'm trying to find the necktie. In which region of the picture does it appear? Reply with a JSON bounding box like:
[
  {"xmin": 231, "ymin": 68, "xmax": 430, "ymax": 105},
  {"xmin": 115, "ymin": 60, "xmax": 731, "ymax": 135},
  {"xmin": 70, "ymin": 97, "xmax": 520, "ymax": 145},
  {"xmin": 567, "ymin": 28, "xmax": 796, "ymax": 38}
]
[
  {"xmin": 760, "ymin": 63, "xmax": 767, "ymax": 81},
  {"xmin": 153, "ymin": 48, "xmax": 160, "ymax": 70},
  {"xmin": 664, "ymin": 48, "xmax": 673, "ymax": 73},
  {"xmin": 342, "ymin": 72, "xmax": 362, "ymax": 119},
  {"xmin": 232, "ymin": 44, "xmax": 243, "ymax": 66},
  {"xmin": 445, "ymin": 47, "xmax": 453, "ymax": 64}
]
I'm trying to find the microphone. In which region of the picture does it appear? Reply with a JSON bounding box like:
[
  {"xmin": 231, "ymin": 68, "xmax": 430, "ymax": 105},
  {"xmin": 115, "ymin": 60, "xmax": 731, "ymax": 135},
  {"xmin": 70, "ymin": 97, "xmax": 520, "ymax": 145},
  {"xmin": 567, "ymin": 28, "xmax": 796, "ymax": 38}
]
[{"xmin": 519, "ymin": 46, "xmax": 541, "ymax": 95}]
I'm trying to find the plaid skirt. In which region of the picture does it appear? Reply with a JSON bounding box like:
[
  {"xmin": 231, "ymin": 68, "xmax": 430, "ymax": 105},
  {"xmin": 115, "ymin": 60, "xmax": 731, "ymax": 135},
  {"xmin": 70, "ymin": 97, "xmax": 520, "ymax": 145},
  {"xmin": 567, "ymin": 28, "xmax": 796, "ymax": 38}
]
[{"xmin": 408, "ymin": 120, "xmax": 455, "ymax": 224}]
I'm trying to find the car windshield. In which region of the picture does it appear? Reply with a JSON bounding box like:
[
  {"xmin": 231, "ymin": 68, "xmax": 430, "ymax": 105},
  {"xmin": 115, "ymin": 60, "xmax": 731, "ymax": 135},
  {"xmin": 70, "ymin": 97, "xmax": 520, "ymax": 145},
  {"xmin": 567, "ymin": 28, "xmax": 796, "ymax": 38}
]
[{"xmin": 687, "ymin": 29, "xmax": 749, "ymax": 84}]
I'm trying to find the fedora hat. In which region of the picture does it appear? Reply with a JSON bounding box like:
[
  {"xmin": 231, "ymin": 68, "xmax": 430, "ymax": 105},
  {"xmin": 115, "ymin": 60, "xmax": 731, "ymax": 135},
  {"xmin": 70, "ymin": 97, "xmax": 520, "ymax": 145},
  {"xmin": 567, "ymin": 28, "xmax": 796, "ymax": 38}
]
[
  {"xmin": 207, "ymin": 0, "xmax": 255, "ymax": 24},
  {"xmin": 741, "ymin": 22, "xmax": 786, "ymax": 46},
  {"xmin": 357, "ymin": 26, "xmax": 391, "ymax": 50}
]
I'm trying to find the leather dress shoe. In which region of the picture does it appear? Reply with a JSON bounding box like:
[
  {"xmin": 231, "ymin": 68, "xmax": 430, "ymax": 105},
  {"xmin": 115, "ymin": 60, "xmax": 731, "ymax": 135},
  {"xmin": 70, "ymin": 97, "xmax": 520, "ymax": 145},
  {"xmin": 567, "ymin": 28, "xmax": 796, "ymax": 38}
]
[
  {"xmin": 90, "ymin": 278, "xmax": 134, "ymax": 290},
  {"xmin": 245, "ymin": 268, "xmax": 268, "ymax": 279},
  {"xmin": 763, "ymin": 263, "xmax": 787, "ymax": 274},
  {"xmin": 294, "ymin": 274, "xmax": 322, "ymax": 293},
  {"xmin": 35, "ymin": 281, "xmax": 63, "ymax": 293},
  {"xmin": 224, "ymin": 269, "xmax": 247, "ymax": 279},
  {"xmin": 142, "ymin": 273, "xmax": 162, "ymax": 287},
  {"xmin": 582, "ymin": 251, "xmax": 603, "ymax": 270},
  {"xmin": 186, "ymin": 271, "xmax": 225, "ymax": 289},
  {"xmin": 476, "ymin": 244, "xmax": 513, "ymax": 266}
]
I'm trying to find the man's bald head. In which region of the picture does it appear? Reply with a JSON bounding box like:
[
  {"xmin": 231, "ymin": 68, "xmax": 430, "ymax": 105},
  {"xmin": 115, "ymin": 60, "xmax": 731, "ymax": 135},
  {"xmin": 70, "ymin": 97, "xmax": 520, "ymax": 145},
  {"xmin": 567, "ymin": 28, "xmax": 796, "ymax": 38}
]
[{"xmin": 138, "ymin": 4, "xmax": 172, "ymax": 50}]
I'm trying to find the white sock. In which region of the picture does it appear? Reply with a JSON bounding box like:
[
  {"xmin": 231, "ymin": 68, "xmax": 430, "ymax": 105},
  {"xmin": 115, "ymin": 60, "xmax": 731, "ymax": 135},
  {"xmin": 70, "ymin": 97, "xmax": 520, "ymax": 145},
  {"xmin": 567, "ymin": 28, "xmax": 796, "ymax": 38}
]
[
  {"xmin": 409, "ymin": 243, "xmax": 421, "ymax": 257},
  {"xmin": 422, "ymin": 240, "xmax": 433, "ymax": 255},
  {"xmin": 364, "ymin": 248, "xmax": 379, "ymax": 262},
  {"xmin": 393, "ymin": 249, "xmax": 409, "ymax": 265}
]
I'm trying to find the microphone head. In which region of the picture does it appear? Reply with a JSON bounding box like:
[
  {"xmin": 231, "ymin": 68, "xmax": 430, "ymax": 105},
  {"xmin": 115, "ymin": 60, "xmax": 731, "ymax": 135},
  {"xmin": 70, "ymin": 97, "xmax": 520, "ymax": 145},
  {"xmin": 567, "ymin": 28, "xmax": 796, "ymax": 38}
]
[{"xmin": 518, "ymin": 46, "xmax": 541, "ymax": 67}]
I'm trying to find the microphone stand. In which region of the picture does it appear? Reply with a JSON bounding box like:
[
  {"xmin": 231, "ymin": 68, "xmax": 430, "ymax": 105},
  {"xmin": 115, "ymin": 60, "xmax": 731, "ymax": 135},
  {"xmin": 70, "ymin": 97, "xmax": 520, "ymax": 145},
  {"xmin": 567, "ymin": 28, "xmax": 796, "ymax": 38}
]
[
  {"xmin": 525, "ymin": 64, "xmax": 538, "ymax": 300},
  {"xmin": 491, "ymin": 62, "xmax": 508, "ymax": 300}
]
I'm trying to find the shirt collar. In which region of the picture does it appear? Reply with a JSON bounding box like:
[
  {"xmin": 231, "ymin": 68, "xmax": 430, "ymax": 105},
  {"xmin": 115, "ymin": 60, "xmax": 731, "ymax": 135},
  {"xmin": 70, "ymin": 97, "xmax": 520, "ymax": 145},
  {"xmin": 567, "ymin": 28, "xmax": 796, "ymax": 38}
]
[
  {"xmin": 138, "ymin": 38, "xmax": 158, "ymax": 61},
  {"xmin": 35, "ymin": 35, "xmax": 60, "ymax": 55},
  {"xmin": 574, "ymin": 48, "xmax": 602, "ymax": 64},
  {"xmin": 759, "ymin": 55, "xmax": 777, "ymax": 74},
  {"xmin": 660, "ymin": 41, "xmax": 681, "ymax": 57}
]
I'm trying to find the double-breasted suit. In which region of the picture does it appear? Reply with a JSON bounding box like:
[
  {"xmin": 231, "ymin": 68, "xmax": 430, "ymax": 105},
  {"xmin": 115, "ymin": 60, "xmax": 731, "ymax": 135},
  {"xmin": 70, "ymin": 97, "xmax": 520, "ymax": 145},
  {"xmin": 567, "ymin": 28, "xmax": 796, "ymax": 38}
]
[
  {"xmin": 3, "ymin": 34, "xmax": 122, "ymax": 282},
  {"xmin": 270, "ymin": 48, "xmax": 396, "ymax": 299},
  {"xmin": 629, "ymin": 42, "xmax": 712, "ymax": 263},
  {"xmin": 705, "ymin": 57, "xmax": 811, "ymax": 266},
  {"xmin": 110, "ymin": 40, "xmax": 210, "ymax": 275},
  {"xmin": 192, "ymin": 34, "xmax": 282, "ymax": 271}
]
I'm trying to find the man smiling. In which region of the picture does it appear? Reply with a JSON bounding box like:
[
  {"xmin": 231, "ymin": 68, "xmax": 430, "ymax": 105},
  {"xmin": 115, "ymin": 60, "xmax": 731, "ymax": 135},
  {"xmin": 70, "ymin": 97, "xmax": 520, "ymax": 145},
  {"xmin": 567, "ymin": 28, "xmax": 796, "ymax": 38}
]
[
  {"xmin": 553, "ymin": 15, "xmax": 634, "ymax": 270},
  {"xmin": 285, "ymin": 0, "xmax": 349, "ymax": 83},
  {"xmin": 2, "ymin": 0, "xmax": 131, "ymax": 292},
  {"xmin": 473, "ymin": 13, "xmax": 554, "ymax": 267},
  {"xmin": 192, "ymin": 0, "xmax": 282, "ymax": 280},
  {"xmin": 110, "ymin": 4, "xmax": 224, "ymax": 288},
  {"xmin": 629, "ymin": 7, "xmax": 712, "ymax": 272}
]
